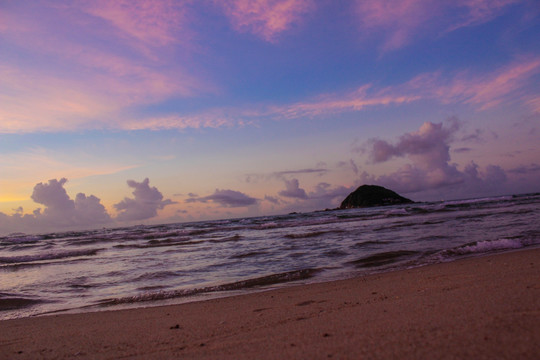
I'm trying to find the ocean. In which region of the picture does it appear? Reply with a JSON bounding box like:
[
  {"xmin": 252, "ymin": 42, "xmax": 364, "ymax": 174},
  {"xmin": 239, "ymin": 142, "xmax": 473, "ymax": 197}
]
[{"xmin": 1, "ymin": 193, "xmax": 539, "ymax": 320}]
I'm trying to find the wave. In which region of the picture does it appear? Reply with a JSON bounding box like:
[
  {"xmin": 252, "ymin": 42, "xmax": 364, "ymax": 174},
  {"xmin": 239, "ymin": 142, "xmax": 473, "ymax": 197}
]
[
  {"xmin": 512, "ymin": 192, "xmax": 540, "ymax": 199},
  {"xmin": 384, "ymin": 208, "xmax": 409, "ymax": 216},
  {"xmin": 0, "ymin": 248, "xmax": 102, "ymax": 265},
  {"xmin": 441, "ymin": 195, "xmax": 513, "ymax": 207},
  {"xmin": 348, "ymin": 250, "xmax": 419, "ymax": 268},
  {"xmin": 0, "ymin": 234, "xmax": 45, "ymax": 246},
  {"xmin": 208, "ymin": 234, "xmax": 242, "ymax": 243},
  {"xmin": 230, "ymin": 251, "xmax": 268, "ymax": 259},
  {"xmin": 98, "ymin": 268, "xmax": 321, "ymax": 306},
  {"xmin": 352, "ymin": 240, "xmax": 393, "ymax": 248},
  {"xmin": 323, "ymin": 249, "xmax": 349, "ymax": 258},
  {"xmin": 0, "ymin": 293, "xmax": 44, "ymax": 311},
  {"xmin": 372, "ymin": 221, "xmax": 415, "ymax": 232},
  {"xmin": 141, "ymin": 231, "xmax": 190, "ymax": 240},
  {"xmin": 113, "ymin": 238, "xmax": 202, "ymax": 249},
  {"xmin": 133, "ymin": 271, "xmax": 182, "ymax": 282},
  {"xmin": 441, "ymin": 237, "xmax": 538, "ymax": 257},
  {"xmin": 416, "ymin": 234, "xmax": 450, "ymax": 242},
  {"xmin": 284, "ymin": 230, "xmax": 338, "ymax": 239}
]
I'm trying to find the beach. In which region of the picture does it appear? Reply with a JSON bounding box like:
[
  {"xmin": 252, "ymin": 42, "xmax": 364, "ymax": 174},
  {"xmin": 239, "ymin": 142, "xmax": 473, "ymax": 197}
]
[{"xmin": 1, "ymin": 247, "xmax": 539, "ymax": 359}]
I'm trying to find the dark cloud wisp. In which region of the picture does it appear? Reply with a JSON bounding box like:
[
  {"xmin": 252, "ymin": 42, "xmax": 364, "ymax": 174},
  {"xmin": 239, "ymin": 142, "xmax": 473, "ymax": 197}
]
[{"xmin": 186, "ymin": 189, "xmax": 258, "ymax": 207}]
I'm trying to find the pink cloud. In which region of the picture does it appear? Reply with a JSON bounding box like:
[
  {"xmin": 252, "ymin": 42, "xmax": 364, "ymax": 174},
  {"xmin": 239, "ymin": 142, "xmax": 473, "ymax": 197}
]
[
  {"xmin": 260, "ymin": 58, "xmax": 540, "ymax": 119},
  {"xmin": 354, "ymin": 0, "xmax": 521, "ymax": 51},
  {"xmin": 0, "ymin": 1, "xmax": 209, "ymax": 133},
  {"xmin": 82, "ymin": 0, "xmax": 193, "ymax": 53},
  {"xmin": 126, "ymin": 57, "xmax": 539, "ymax": 131},
  {"xmin": 447, "ymin": 0, "xmax": 522, "ymax": 32},
  {"xmin": 355, "ymin": 0, "xmax": 438, "ymax": 51},
  {"xmin": 220, "ymin": 0, "xmax": 314, "ymax": 41},
  {"xmin": 0, "ymin": 65, "xmax": 114, "ymax": 133},
  {"xmin": 408, "ymin": 58, "xmax": 540, "ymax": 110},
  {"xmin": 527, "ymin": 97, "xmax": 540, "ymax": 113},
  {"xmin": 4, "ymin": 55, "xmax": 535, "ymax": 134},
  {"xmin": 75, "ymin": 50, "xmax": 202, "ymax": 102},
  {"xmin": 122, "ymin": 112, "xmax": 239, "ymax": 131},
  {"xmin": 0, "ymin": 49, "xmax": 207, "ymax": 132},
  {"xmin": 273, "ymin": 84, "xmax": 421, "ymax": 119},
  {"xmin": 460, "ymin": 58, "xmax": 540, "ymax": 110}
]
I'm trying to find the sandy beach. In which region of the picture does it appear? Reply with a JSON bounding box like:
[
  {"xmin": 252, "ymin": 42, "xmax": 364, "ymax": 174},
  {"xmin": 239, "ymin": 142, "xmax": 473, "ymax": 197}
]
[{"xmin": 1, "ymin": 248, "xmax": 539, "ymax": 359}]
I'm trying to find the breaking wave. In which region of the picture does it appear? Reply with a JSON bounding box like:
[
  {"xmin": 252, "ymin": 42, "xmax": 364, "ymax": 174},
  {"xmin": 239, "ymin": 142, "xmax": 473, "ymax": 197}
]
[
  {"xmin": 441, "ymin": 237, "xmax": 538, "ymax": 257},
  {"xmin": 98, "ymin": 268, "xmax": 321, "ymax": 306},
  {"xmin": 348, "ymin": 250, "xmax": 420, "ymax": 268},
  {"xmin": 0, "ymin": 248, "xmax": 102, "ymax": 265},
  {"xmin": 0, "ymin": 293, "xmax": 44, "ymax": 311}
]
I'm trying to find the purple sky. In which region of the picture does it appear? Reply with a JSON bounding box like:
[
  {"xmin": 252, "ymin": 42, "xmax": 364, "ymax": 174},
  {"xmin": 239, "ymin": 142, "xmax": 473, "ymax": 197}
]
[{"xmin": 1, "ymin": 0, "xmax": 539, "ymax": 234}]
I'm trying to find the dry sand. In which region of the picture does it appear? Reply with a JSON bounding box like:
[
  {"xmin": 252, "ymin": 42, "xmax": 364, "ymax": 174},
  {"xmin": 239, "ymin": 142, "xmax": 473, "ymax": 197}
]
[{"xmin": 1, "ymin": 248, "xmax": 539, "ymax": 359}]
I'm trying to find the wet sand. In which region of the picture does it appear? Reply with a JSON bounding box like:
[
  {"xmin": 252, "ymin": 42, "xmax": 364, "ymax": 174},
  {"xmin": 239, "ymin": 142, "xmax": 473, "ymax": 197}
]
[{"xmin": 1, "ymin": 248, "xmax": 539, "ymax": 359}]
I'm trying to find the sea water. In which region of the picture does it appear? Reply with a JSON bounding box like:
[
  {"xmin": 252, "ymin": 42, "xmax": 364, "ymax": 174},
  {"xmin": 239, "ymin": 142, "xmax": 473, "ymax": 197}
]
[{"xmin": 1, "ymin": 193, "xmax": 539, "ymax": 320}]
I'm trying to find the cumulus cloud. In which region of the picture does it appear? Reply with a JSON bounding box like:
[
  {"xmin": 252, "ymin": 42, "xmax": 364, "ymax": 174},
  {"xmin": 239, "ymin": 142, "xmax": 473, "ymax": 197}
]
[
  {"xmin": 31, "ymin": 178, "xmax": 111, "ymax": 226},
  {"xmin": 362, "ymin": 120, "xmax": 469, "ymax": 193},
  {"xmin": 186, "ymin": 189, "xmax": 258, "ymax": 207},
  {"xmin": 114, "ymin": 178, "xmax": 176, "ymax": 221},
  {"xmin": 358, "ymin": 120, "xmax": 540, "ymax": 200},
  {"xmin": 275, "ymin": 178, "xmax": 352, "ymax": 210},
  {"xmin": 0, "ymin": 177, "xmax": 186, "ymax": 234},
  {"xmin": 307, "ymin": 183, "xmax": 352, "ymax": 208},
  {"xmin": 369, "ymin": 120, "xmax": 459, "ymax": 170},
  {"xmin": 74, "ymin": 193, "xmax": 112, "ymax": 225},
  {"xmin": 31, "ymin": 178, "xmax": 76, "ymax": 222},
  {"xmin": 0, "ymin": 178, "xmax": 112, "ymax": 234},
  {"xmin": 278, "ymin": 179, "xmax": 308, "ymax": 199}
]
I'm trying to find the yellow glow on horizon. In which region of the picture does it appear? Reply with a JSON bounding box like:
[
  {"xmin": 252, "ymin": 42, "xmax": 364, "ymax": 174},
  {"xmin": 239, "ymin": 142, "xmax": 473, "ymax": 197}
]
[{"xmin": 0, "ymin": 196, "xmax": 30, "ymax": 203}]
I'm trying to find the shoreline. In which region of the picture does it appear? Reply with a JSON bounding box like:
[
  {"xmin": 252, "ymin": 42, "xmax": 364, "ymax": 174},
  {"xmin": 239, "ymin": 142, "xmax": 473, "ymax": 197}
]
[{"xmin": 1, "ymin": 248, "xmax": 539, "ymax": 359}]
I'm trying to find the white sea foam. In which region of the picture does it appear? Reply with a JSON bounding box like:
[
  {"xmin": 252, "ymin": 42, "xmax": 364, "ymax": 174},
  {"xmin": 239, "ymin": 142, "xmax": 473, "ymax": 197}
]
[
  {"xmin": 0, "ymin": 248, "xmax": 102, "ymax": 265},
  {"xmin": 445, "ymin": 237, "xmax": 537, "ymax": 257},
  {"xmin": 384, "ymin": 208, "xmax": 408, "ymax": 216}
]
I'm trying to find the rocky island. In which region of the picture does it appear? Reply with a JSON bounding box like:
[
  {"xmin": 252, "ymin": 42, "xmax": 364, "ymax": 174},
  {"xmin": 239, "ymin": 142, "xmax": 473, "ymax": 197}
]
[{"xmin": 339, "ymin": 185, "xmax": 414, "ymax": 209}]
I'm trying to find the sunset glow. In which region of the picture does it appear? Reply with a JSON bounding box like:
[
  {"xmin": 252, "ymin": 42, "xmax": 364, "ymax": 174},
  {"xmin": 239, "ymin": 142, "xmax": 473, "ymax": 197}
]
[{"xmin": 1, "ymin": 0, "xmax": 539, "ymax": 234}]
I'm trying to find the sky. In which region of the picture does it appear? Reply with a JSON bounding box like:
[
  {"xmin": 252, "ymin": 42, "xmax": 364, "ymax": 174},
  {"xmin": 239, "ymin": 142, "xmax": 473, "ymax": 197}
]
[{"xmin": 1, "ymin": 0, "xmax": 539, "ymax": 235}]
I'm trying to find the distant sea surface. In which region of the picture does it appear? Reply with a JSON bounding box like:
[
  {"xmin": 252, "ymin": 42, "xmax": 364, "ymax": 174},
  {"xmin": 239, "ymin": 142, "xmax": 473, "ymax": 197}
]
[{"xmin": 1, "ymin": 193, "xmax": 539, "ymax": 320}]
